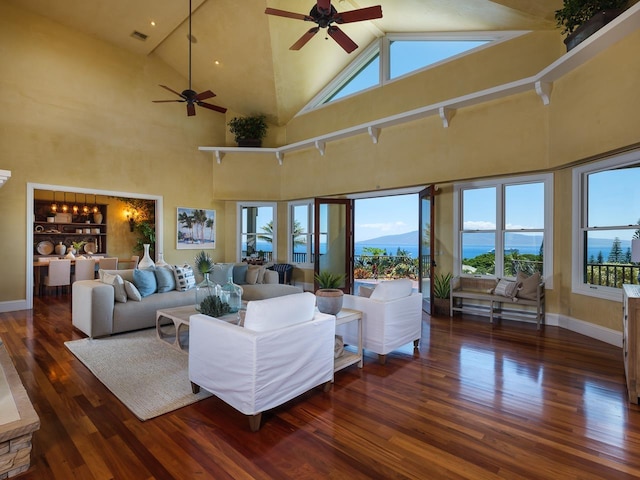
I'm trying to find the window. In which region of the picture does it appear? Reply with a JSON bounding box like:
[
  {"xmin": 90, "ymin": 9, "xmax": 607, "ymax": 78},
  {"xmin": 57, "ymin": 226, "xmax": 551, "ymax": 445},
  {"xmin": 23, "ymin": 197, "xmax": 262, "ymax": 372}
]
[
  {"xmin": 301, "ymin": 32, "xmax": 523, "ymax": 112},
  {"xmin": 454, "ymin": 174, "xmax": 553, "ymax": 284},
  {"xmin": 572, "ymin": 152, "xmax": 640, "ymax": 300},
  {"xmin": 237, "ymin": 203, "xmax": 276, "ymax": 263},
  {"xmin": 289, "ymin": 201, "xmax": 314, "ymax": 266}
]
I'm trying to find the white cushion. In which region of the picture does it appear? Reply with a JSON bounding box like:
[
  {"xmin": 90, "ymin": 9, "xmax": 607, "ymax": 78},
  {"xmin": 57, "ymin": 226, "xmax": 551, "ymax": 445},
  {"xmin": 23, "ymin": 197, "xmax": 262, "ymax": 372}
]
[
  {"xmin": 124, "ymin": 280, "xmax": 142, "ymax": 301},
  {"xmin": 263, "ymin": 270, "xmax": 279, "ymax": 284},
  {"xmin": 101, "ymin": 272, "xmax": 127, "ymax": 303},
  {"xmin": 244, "ymin": 292, "xmax": 316, "ymax": 332},
  {"xmin": 369, "ymin": 279, "xmax": 413, "ymax": 301}
]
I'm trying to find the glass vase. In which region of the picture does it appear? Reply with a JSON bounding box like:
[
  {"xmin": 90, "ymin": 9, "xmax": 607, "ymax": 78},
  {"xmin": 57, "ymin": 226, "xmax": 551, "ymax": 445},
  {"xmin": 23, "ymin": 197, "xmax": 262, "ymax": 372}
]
[
  {"xmin": 221, "ymin": 274, "xmax": 242, "ymax": 313},
  {"xmin": 195, "ymin": 273, "xmax": 220, "ymax": 313},
  {"xmin": 155, "ymin": 252, "xmax": 169, "ymax": 268}
]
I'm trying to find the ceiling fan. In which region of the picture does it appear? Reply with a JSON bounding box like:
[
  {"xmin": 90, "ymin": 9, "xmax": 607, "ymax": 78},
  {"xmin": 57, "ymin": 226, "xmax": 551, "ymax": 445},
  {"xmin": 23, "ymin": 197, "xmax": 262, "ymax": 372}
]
[
  {"xmin": 153, "ymin": 0, "xmax": 226, "ymax": 116},
  {"xmin": 265, "ymin": 0, "xmax": 382, "ymax": 54}
]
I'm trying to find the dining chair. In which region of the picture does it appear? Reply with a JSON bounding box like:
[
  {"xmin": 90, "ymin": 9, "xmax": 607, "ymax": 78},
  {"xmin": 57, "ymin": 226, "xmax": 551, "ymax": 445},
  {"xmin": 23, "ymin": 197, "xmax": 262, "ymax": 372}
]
[
  {"xmin": 44, "ymin": 259, "xmax": 71, "ymax": 295},
  {"xmin": 73, "ymin": 258, "xmax": 96, "ymax": 282},
  {"xmin": 118, "ymin": 255, "xmax": 139, "ymax": 269},
  {"xmin": 99, "ymin": 257, "xmax": 118, "ymax": 270}
]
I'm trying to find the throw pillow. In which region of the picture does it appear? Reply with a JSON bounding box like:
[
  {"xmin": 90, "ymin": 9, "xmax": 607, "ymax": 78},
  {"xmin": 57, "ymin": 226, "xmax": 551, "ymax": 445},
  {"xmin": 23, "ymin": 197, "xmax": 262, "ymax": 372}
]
[
  {"xmin": 370, "ymin": 278, "xmax": 413, "ymax": 301},
  {"xmin": 101, "ymin": 271, "xmax": 127, "ymax": 303},
  {"xmin": 263, "ymin": 270, "xmax": 279, "ymax": 284},
  {"xmin": 516, "ymin": 271, "xmax": 541, "ymax": 300},
  {"xmin": 232, "ymin": 263, "xmax": 248, "ymax": 285},
  {"xmin": 211, "ymin": 263, "xmax": 234, "ymax": 286},
  {"xmin": 173, "ymin": 264, "xmax": 196, "ymax": 291},
  {"xmin": 493, "ymin": 279, "xmax": 519, "ymax": 299},
  {"xmin": 245, "ymin": 265, "xmax": 266, "ymax": 285},
  {"xmin": 124, "ymin": 280, "xmax": 142, "ymax": 302},
  {"xmin": 133, "ymin": 268, "xmax": 157, "ymax": 297},
  {"xmin": 358, "ymin": 286, "xmax": 375, "ymax": 298},
  {"xmin": 155, "ymin": 266, "xmax": 176, "ymax": 293}
]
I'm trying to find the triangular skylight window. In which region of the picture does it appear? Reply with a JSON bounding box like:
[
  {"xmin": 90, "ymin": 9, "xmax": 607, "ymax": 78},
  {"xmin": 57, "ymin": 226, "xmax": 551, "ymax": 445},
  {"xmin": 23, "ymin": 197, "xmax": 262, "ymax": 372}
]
[{"xmin": 301, "ymin": 32, "xmax": 524, "ymax": 114}]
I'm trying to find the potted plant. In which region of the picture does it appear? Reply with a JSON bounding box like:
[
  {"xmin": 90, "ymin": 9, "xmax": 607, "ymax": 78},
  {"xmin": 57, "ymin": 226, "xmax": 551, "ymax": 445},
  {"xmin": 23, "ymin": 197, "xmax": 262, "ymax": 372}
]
[
  {"xmin": 555, "ymin": 0, "xmax": 628, "ymax": 51},
  {"xmin": 194, "ymin": 251, "xmax": 225, "ymax": 314},
  {"xmin": 432, "ymin": 272, "xmax": 452, "ymax": 316},
  {"xmin": 314, "ymin": 270, "xmax": 345, "ymax": 315},
  {"xmin": 227, "ymin": 114, "xmax": 268, "ymax": 147}
]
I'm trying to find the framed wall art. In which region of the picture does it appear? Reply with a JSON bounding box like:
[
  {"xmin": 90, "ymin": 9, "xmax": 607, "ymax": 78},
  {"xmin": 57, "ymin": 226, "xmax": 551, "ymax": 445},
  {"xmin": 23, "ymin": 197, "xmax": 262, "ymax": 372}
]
[{"xmin": 176, "ymin": 207, "xmax": 216, "ymax": 250}]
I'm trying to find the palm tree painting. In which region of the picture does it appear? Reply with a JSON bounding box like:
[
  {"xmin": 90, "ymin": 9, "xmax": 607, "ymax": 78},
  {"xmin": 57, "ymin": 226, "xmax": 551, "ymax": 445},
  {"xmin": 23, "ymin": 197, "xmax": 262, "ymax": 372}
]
[{"xmin": 177, "ymin": 207, "xmax": 216, "ymax": 249}]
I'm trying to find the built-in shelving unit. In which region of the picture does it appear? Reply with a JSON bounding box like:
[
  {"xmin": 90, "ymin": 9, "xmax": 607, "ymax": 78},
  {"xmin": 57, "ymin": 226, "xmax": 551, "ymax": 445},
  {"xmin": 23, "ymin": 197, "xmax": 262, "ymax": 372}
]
[
  {"xmin": 33, "ymin": 200, "xmax": 108, "ymax": 256},
  {"xmin": 200, "ymin": 3, "xmax": 640, "ymax": 165}
]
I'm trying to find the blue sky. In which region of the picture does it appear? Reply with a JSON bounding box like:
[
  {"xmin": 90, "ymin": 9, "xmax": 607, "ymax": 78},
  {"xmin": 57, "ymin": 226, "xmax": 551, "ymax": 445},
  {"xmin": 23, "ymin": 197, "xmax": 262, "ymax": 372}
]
[{"xmin": 355, "ymin": 195, "xmax": 418, "ymax": 242}]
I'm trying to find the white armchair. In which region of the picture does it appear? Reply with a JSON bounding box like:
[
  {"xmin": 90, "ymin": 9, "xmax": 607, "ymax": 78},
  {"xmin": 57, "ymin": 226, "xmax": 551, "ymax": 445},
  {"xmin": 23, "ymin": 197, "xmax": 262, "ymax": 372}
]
[
  {"xmin": 189, "ymin": 292, "xmax": 336, "ymax": 431},
  {"xmin": 340, "ymin": 279, "xmax": 422, "ymax": 365}
]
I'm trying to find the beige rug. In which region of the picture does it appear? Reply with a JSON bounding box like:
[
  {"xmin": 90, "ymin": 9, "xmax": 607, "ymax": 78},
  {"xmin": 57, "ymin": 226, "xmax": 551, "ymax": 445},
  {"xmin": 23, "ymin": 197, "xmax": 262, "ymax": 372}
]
[{"xmin": 65, "ymin": 329, "xmax": 211, "ymax": 421}]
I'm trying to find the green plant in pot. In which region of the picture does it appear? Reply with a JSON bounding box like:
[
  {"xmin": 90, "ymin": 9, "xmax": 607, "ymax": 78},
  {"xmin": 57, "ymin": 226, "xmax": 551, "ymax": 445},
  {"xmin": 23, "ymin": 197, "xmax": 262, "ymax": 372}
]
[
  {"xmin": 432, "ymin": 272, "xmax": 452, "ymax": 316},
  {"xmin": 315, "ymin": 271, "xmax": 346, "ymax": 315},
  {"xmin": 227, "ymin": 114, "xmax": 268, "ymax": 147},
  {"xmin": 555, "ymin": 0, "xmax": 628, "ymax": 50},
  {"xmin": 194, "ymin": 251, "xmax": 228, "ymax": 316}
]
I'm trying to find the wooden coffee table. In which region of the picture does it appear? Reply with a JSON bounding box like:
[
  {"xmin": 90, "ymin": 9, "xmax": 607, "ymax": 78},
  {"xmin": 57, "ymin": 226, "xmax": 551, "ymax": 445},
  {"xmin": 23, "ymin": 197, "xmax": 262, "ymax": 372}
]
[
  {"xmin": 156, "ymin": 305, "xmax": 197, "ymax": 351},
  {"xmin": 156, "ymin": 304, "xmax": 246, "ymax": 351}
]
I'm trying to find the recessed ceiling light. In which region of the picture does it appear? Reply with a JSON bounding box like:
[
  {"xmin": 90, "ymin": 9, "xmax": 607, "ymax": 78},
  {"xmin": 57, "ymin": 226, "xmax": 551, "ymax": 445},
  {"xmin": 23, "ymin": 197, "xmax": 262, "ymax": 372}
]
[
  {"xmin": 150, "ymin": 21, "xmax": 156, "ymax": 27},
  {"xmin": 214, "ymin": 60, "xmax": 220, "ymax": 65}
]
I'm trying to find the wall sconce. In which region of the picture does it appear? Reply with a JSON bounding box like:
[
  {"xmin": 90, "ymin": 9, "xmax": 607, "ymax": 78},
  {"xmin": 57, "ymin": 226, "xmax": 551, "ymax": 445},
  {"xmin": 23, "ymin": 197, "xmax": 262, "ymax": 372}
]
[{"xmin": 126, "ymin": 211, "xmax": 136, "ymax": 232}]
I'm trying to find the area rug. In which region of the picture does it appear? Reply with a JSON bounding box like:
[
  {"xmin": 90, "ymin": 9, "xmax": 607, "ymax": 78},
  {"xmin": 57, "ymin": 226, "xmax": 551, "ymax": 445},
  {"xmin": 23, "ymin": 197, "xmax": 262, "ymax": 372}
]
[{"xmin": 64, "ymin": 329, "xmax": 211, "ymax": 421}]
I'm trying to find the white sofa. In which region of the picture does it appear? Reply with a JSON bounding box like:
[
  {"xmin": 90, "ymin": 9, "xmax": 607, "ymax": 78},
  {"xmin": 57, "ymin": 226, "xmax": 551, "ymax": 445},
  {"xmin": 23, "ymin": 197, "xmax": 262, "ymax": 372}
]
[
  {"xmin": 189, "ymin": 292, "xmax": 335, "ymax": 431},
  {"xmin": 72, "ymin": 266, "xmax": 302, "ymax": 338},
  {"xmin": 339, "ymin": 279, "xmax": 423, "ymax": 364}
]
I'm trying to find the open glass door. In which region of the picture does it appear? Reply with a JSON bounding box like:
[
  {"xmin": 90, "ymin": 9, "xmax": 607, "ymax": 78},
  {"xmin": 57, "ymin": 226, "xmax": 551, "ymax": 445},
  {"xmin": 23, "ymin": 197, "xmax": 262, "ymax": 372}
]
[
  {"xmin": 314, "ymin": 198, "xmax": 353, "ymax": 293},
  {"xmin": 419, "ymin": 186, "xmax": 437, "ymax": 313}
]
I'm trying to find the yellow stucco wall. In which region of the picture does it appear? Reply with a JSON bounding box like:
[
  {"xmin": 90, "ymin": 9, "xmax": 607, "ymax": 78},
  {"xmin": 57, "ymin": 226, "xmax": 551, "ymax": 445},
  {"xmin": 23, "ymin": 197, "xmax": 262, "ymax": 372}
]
[{"xmin": 1, "ymin": 2, "xmax": 639, "ymax": 335}]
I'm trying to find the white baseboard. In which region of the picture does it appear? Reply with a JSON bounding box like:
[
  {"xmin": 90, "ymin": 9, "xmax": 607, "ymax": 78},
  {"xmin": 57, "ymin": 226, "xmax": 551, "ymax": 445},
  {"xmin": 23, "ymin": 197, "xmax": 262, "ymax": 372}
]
[
  {"xmin": 545, "ymin": 313, "xmax": 622, "ymax": 347},
  {"xmin": 0, "ymin": 300, "xmax": 28, "ymax": 313}
]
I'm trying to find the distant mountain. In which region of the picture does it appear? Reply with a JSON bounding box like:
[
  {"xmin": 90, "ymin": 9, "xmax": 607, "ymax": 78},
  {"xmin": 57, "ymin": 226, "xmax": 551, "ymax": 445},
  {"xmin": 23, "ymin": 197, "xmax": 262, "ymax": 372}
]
[{"xmin": 357, "ymin": 231, "xmax": 418, "ymax": 245}]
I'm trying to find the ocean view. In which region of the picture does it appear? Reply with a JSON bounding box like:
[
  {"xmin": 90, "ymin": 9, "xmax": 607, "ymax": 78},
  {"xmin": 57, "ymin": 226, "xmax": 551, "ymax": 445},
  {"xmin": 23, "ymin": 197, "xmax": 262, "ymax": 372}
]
[{"xmin": 248, "ymin": 241, "xmax": 630, "ymax": 262}]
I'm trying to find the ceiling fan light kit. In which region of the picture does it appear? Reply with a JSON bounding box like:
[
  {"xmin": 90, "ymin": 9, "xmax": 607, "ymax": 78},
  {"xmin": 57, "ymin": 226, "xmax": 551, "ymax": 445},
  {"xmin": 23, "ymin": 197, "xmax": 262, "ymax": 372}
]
[
  {"xmin": 152, "ymin": 0, "xmax": 226, "ymax": 116},
  {"xmin": 265, "ymin": 0, "xmax": 382, "ymax": 53}
]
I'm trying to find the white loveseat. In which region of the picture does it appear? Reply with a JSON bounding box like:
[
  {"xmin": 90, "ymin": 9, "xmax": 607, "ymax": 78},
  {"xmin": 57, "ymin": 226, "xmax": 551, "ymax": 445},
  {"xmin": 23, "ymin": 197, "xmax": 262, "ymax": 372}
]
[
  {"xmin": 339, "ymin": 279, "xmax": 423, "ymax": 364},
  {"xmin": 189, "ymin": 292, "xmax": 336, "ymax": 431}
]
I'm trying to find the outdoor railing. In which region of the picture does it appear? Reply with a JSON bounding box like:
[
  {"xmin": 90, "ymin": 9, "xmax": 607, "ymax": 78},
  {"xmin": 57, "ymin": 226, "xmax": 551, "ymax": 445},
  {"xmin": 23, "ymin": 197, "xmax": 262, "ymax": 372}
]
[{"xmin": 586, "ymin": 262, "xmax": 640, "ymax": 287}]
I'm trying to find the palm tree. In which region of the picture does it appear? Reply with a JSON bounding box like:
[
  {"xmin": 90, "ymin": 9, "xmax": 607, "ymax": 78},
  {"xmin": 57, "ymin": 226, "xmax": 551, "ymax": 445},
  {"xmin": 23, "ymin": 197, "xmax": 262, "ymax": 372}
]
[
  {"xmin": 206, "ymin": 217, "xmax": 215, "ymax": 241},
  {"xmin": 178, "ymin": 211, "xmax": 195, "ymax": 243},
  {"xmin": 192, "ymin": 209, "xmax": 208, "ymax": 243},
  {"xmin": 258, "ymin": 220, "xmax": 306, "ymax": 247}
]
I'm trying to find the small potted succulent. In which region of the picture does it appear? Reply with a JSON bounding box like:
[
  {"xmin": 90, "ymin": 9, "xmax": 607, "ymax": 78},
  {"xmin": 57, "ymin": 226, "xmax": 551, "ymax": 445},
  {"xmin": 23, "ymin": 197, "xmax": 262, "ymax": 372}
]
[
  {"xmin": 227, "ymin": 114, "xmax": 268, "ymax": 147},
  {"xmin": 314, "ymin": 270, "xmax": 346, "ymax": 315}
]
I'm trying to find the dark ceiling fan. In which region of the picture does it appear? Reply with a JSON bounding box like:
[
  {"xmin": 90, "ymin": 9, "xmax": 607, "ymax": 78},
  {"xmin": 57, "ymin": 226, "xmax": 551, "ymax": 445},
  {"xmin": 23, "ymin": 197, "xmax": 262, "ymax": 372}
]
[
  {"xmin": 265, "ymin": 0, "xmax": 382, "ymax": 54},
  {"xmin": 153, "ymin": 0, "xmax": 226, "ymax": 116}
]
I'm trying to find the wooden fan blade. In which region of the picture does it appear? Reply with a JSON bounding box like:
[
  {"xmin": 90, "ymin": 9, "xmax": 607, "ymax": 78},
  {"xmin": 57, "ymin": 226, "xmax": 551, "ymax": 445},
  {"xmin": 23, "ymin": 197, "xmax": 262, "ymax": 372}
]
[
  {"xmin": 334, "ymin": 5, "xmax": 383, "ymax": 24},
  {"xmin": 198, "ymin": 102, "xmax": 228, "ymax": 114},
  {"xmin": 152, "ymin": 99, "xmax": 184, "ymax": 103},
  {"xmin": 187, "ymin": 103, "xmax": 196, "ymax": 116},
  {"xmin": 159, "ymin": 84, "xmax": 185, "ymax": 98},
  {"xmin": 328, "ymin": 26, "xmax": 358, "ymax": 53},
  {"xmin": 290, "ymin": 27, "xmax": 319, "ymax": 50},
  {"xmin": 195, "ymin": 90, "xmax": 215, "ymax": 101},
  {"xmin": 265, "ymin": 8, "xmax": 309, "ymax": 21}
]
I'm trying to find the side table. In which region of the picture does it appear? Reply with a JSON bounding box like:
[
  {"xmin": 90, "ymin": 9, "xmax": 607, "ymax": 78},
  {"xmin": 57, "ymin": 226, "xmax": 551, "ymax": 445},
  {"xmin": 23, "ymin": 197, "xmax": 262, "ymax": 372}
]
[{"xmin": 334, "ymin": 308, "xmax": 363, "ymax": 373}]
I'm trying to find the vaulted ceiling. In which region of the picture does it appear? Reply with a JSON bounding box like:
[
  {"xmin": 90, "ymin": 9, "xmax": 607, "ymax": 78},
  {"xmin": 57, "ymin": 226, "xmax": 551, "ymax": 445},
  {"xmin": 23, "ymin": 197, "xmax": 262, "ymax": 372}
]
[{"xmin": 7, "ymin": 0, "xmax": 562, "ymax": 125}]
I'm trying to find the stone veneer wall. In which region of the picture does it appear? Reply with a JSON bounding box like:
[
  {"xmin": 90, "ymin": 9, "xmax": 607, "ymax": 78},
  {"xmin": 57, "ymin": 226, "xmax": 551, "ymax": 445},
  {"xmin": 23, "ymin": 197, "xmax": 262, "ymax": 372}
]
[{"xmin": 0, "ymin": 342, "xmax": 40, "ymax": 478}]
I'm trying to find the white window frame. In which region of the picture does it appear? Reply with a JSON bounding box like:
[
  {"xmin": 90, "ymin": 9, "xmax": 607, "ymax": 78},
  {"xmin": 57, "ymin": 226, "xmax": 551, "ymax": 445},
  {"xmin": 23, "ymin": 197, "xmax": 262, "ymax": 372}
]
[
  {"xmin": 298, "ymin": 31, "xmax": 527, "ymax": 115},
  {"xmin": 453, "ymin": 173, "xmax": 553, "ymax": 288},
  {"xmin": 572, "ymin": 150, "xmax": 640, "ymax": 301},
  {"xmin": 288, "ymin": 200, "xmax": 314, "ymax": 268},
  {"xmin": 236, "ymin": 202, "xmax": 277, "ymax": 263}
]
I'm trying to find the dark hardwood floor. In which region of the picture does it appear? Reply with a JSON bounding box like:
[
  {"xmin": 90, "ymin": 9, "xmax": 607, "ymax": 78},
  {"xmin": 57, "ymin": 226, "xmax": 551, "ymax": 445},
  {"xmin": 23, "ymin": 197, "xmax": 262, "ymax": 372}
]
[{"xmin": 2, "ymin": 294, "xmax": 640, "ymax": 479}]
